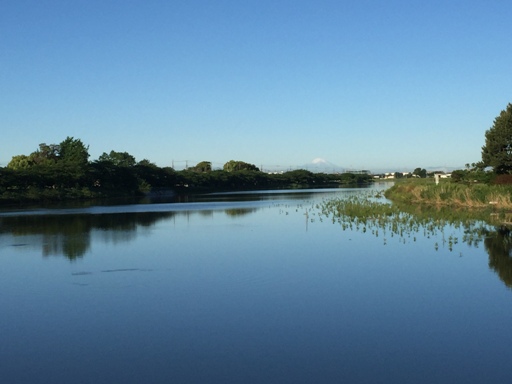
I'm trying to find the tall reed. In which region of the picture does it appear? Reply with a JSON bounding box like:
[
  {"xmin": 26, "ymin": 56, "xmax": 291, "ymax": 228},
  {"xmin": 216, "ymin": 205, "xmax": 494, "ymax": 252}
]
[{"xmin": 385, "ymin": 180, "xmax": 512, "ymax": 208}]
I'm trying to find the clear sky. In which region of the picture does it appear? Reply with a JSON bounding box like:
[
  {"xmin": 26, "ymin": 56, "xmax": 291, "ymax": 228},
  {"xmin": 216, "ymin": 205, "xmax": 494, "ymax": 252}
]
[{"xmin": 1, "ymin": 0, "xmax": 511, "ymax": 172}]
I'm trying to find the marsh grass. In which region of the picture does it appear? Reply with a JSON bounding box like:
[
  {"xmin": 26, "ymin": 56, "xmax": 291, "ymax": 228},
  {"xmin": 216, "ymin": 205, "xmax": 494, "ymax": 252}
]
[
  {"xmin": 385, "ymin": 180, "xmax": 512, "ymax": 208},
  {"xmin": 318, "ymin": 192, "xmax": 507, "ymax": 252}
]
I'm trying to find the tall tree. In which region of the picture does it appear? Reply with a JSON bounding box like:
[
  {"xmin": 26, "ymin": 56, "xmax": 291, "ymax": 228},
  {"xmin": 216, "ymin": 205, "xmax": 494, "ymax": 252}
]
[
  {"xmin": 58, "ymin": 137, "xmax": 90, "ymax": 167},
  {"xmin": 481, "ymin": 103, "xmax": 512, "ymax": 174}
]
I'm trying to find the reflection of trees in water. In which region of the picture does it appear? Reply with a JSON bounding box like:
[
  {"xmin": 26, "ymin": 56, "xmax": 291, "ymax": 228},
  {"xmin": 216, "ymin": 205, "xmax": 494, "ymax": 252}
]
[
  {"xmin": 43, "ymin": 232, "xmax": 90, "ymax": 260},
  {"xmin": 0, "ymin": 207, "xmax": 260, "ymax": 260},
  {"xmin": 484, "ymin": 227, "xmax": 512, "ymax": 288},
  {"xmin": 2, "ymin": 215, "xmax": 91, "ymax": 260},
  {"xmin": 398, "ymin": 205, "xmax": 512, "ymax": 290},
  {"xmin": 1, "ymin": 212, "xmax": 175, "ymax": 260},
  {"xmin": 92, "ymin": 213, "xmax": 145, "ymax": 245},
  {"xmin": 320, "ymin": 195, "xmax": 512, "ymax": 290},
  {"xmin": 198, "ymin": 210, "xmax": 214, "ymax": 218}
]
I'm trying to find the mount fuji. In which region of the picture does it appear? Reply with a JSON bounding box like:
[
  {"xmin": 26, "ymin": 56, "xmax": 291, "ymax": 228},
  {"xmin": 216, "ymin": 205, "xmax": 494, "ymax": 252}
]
[{"xmin": 299, "ymin": 158, "xmax": 345, "ymax": 173}]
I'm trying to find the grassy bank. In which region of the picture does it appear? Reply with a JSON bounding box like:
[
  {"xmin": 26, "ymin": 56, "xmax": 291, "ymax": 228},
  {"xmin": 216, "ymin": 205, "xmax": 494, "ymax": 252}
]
[{"xmin": 384, "ymin": 179, "xmax": 512, "ymax": 209}]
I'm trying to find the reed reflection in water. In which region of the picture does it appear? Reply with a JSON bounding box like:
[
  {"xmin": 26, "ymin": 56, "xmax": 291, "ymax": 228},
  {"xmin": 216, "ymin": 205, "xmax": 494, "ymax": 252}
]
[{"xmin": 320, "ymin": 193, "xmax": 512, "ymax": 289}]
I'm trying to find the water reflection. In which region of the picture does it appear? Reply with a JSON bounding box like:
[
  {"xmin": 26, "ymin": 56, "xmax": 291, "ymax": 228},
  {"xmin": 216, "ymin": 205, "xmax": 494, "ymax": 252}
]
[
  {"xmin": 1, "ymin": 212, "xmax": 170, "ymax": 259},
  {"xmin": 224, "ymin": 208, "xmax": 257, "ymax": 217},
  {"xmin": 4, "ymin": 187, "xmax": 512, "ymax": 384},
  {"xmin": 3, "ymin": 188, "xmax": 512, "ymax": 290},
  {"xmin": 485, "ymin": 226, "xmax": 512, "ymax": 288},
  {"xmin": 0, "ymin": 188, "xmax": 363, "ymax": 260},
  {"xmin": 1, "ymin": 205, "xmax": 263, "ymax": 259},
  {"xmin": 320, "ymin": 195, "xmax": 512, "ymax": 289}
]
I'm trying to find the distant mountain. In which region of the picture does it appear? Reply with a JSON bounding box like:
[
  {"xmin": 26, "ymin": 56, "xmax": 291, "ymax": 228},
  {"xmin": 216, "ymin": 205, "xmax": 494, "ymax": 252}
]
[{"xmin": 299, "ymin": 158, "xmax": 346, "ymax": 173}]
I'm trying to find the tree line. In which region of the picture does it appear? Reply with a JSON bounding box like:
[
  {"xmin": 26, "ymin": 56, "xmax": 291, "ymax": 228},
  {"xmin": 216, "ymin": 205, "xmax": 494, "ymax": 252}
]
[{"xmin": 0, "ymin": 138, "xmax": 372, "ymax": 203}]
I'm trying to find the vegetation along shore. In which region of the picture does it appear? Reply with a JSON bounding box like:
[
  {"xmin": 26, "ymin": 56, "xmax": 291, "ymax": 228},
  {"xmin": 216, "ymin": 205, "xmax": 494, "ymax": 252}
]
[
  {"xmin": 0, "ymin": 138, "xmax": 371, "ymax": 205},
  {"xmin": 2, "ymin": 103, "xmax": 511, "ymax": 208},
  {"xmin": 386, "ymin": 103, "xmax": 512, "ymax": 210}
]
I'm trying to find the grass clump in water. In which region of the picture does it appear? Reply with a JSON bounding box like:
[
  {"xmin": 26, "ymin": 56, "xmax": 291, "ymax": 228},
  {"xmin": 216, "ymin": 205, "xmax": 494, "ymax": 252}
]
[{"xmin": 318, "ymin": 192, "xmax": 502, "ymax": 252}]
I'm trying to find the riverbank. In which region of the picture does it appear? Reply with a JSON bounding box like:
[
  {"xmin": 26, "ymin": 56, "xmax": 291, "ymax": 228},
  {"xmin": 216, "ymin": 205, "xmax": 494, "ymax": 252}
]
[
  {"xmin": 0, "ymin": 167, "xmax": 373, "ymax": 207},
  {"xmin": 384, "ymin": 179, "xmax": 512, "ymax": 209}
]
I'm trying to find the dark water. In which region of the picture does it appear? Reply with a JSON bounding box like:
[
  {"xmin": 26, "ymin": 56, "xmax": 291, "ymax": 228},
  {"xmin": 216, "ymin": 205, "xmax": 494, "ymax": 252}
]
[{"xmin": 1, "ymin": 186, "xmax": 511, "ymax": 384}]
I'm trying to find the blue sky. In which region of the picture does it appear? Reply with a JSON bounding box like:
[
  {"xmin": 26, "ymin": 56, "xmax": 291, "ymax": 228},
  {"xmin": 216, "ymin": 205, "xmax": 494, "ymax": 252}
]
[{"xmin": 1, "ymin": 0, "xmax": 511, "ymax": 172}]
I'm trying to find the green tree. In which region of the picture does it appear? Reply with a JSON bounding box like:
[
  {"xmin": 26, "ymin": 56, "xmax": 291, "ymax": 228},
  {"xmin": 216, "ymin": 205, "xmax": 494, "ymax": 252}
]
[
  {"xmin": 135, "ymin": 160, "xmax": 176, "ymax": 190},
  {"xmin": 98, "ymin": 150, "xmax": 136, "ymax": 167},
  {"xmin": 413, "ymin": 168, "xmax": 427, "ymax": 178},
  {"xmin": 282, "ymin": 169, "xmax": 315, "ymax": 184},
  {"xmin": 8, "ymin": 143, "xmax": 60, "ymax": 169},
  {"xmin": 451, "ymin": 169, "xmax": 466, "ymax": 182},
  {"xmin": 191, "ymin": 161, "xmax": 212, "ymax": 172},
  {"xmin": 30, "ymin": 143, "xmax": 60, "ymax": 165},
  {"xmin": 481, "ymin": 103, "xmax": 512, "ymax": 174},
  {"xmin": 137, "ymin": 159, "xmax": 155, "ymax": 167},
  {"xmin": 7, "ymin": 155, "xmax": 34, "ymax": 170},
  {"xmin": 223, "ymin": 160, "xmax": 260, "ymax": 172},
  {"xmin": 58, "ymin": 137, "xmax": 89, "ymax": 167}
]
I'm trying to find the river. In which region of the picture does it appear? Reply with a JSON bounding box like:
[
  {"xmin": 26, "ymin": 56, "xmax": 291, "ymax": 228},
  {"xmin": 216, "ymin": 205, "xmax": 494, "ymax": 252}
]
[{"xmin": 1, "ymin": 185, "xmax": 511, "ymax": 383}]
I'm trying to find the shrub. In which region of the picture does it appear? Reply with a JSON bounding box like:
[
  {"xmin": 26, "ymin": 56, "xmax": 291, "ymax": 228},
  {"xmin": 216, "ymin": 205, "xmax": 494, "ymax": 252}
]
[{"xmin": 492, "ymin": 174, "xmax": 512, "ymax": 185}]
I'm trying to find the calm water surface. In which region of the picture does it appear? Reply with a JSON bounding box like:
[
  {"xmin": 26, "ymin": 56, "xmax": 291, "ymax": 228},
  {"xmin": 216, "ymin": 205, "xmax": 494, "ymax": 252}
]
[{"xmin": 1, "ymin": 186, "xmax": 511, "ymax": 383}]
